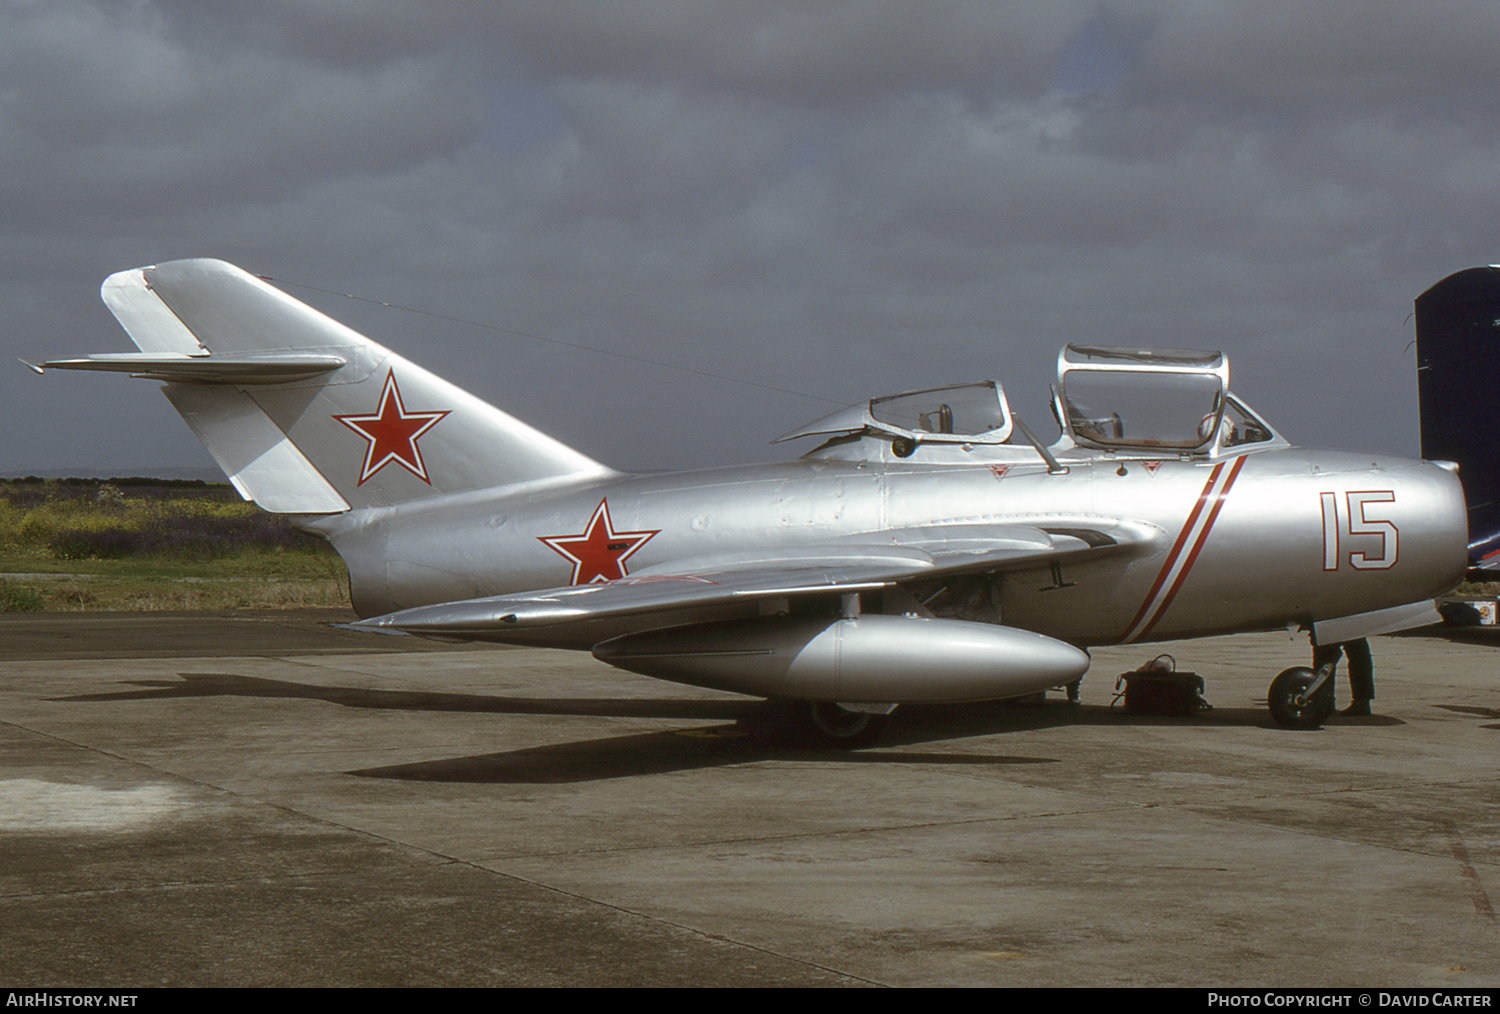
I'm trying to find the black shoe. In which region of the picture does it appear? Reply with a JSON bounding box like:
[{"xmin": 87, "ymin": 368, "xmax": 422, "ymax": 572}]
[{"xmin": 1340, "ymin": 700, "xmax": 1372, "ymax": 717}]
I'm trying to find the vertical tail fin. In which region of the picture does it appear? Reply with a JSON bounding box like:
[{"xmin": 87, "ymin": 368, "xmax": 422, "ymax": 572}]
[
  {"xmin": 36, "ymin": 259, "xmax": 614, "ymax": 513},
  {"xmin": 1414, "ymin": 266, "xmax": 1500, "ymax": 570}
]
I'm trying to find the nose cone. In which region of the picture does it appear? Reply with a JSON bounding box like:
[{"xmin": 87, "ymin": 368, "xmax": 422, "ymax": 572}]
[
  {"xmin": 1294, "ymin": 450, "xmax": 1469, "ymax": 617},
  {"xmin": 1409, "ymin": 458, "xmax": 1470, "ymax": 592}
]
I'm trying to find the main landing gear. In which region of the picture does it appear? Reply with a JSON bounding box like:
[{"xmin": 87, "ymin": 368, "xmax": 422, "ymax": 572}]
[
  {"xmin": 1267, "ymin": 665, "xmax": 1335, "ymax": 730},
  {"xmin": 796, "ymin": 702, "xmax": 891, "ymax": 749}
]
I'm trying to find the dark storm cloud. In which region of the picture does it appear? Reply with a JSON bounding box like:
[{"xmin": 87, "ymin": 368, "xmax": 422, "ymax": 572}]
[
  {"xmin": 1138, "ymin": 3, "xmax": 1500, "ymax": 111},
  {"xmin": 487, "ymin": 1, "xmax": 1091, "ymax": 102},
  {"xmin": 4, "ymin": 1, "xmax": 1500, "ymax": 478},
  {"xmin": 0, "ymin": 0, "xmax": 479, "ymax": 215}
]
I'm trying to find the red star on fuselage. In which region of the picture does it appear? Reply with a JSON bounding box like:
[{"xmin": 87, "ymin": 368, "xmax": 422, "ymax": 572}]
[
  {"xmin": 333, "ymin": 370, "xmax": 450, "ymax": 486},
  {"xmin": 538, "ymin": 499, "xmax": 660, "ymax": 585}
]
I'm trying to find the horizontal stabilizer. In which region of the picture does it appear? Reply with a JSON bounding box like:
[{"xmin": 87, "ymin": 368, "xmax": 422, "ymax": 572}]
[{"xmin": 23, "ymin": 352, "xmax": 346, "ymax": 384}]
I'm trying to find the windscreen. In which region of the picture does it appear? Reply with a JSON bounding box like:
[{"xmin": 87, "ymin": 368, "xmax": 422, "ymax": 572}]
[{"xmin": 869, "ymin": 383, "xmax": 1006, "ymax": 437}]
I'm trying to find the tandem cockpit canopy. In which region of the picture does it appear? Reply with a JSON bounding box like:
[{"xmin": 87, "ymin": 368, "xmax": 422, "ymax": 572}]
[
  {"xmin": 1055, "ymin": 344, "xmax": 1280, "ymax": 454},
  {"xmin": 773, "ymin": 344, "xmax": 1283, "ymax": 459}
]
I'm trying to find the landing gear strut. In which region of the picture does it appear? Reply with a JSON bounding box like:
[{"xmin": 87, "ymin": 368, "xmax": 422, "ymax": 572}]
[
  {"xmin": 800, "ymin": 702, "xmax": 890, "ymax": 749},
  {"xmin": 1267, "ymin": 665, "xmax": 1335, "ymax": 729}
]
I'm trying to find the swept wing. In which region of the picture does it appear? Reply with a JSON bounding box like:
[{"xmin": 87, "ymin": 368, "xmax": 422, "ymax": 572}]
[{"xmin": 354, "ymin": 519, "xmax": 1158, "ymax": 645}]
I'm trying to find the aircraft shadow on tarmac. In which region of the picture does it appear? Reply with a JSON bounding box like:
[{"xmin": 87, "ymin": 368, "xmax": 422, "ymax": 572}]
[
  {"xmin": 352, "ymin": 699, "xmax": 1399, "ymax": 784},
  {"xmin": 41, "ymin": 670, "xmax": 1394, "ymax": 783},
  {"xmin": 1433, "ymin": 704, "xmax": 1500, "ymax": 730},
  {"xmin": 51, "ymin": 671, "xmax": 755, "ymax": 722},
  {"xmin": 348, "ymin": 728, "xmax": 1064, "ymax": 784}
]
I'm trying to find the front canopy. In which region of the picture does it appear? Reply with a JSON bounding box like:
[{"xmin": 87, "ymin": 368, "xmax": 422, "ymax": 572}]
[{"xmin": 775, "ymin": 380, "xmax": 1013, "ymax": 446}]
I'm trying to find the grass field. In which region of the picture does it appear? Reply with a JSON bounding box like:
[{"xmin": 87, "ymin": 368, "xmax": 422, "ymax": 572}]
[{"xmin": 0, "ymin": 477, "xmax": 349, "ymax": 612}]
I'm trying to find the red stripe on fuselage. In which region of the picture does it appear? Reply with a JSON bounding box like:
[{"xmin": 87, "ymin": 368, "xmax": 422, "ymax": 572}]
[
  {"xmin": 1133, "ymin": 455, "xmax": 1246, "ymax": 642},
  {"xmin": 1122, "ymin": 456, "xmax": 1246, "ymax": 643},
  {"xmin": 1120, "ymin": 461, "xmax": 1224, "ymax": 640}
]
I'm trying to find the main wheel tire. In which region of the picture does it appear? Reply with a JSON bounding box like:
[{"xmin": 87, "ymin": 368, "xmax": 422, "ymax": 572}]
[
  {"xmin": 803, "ymin": 702, "xmax": 889, "ymax": 749},
  {"xmin": 1268, "ymin": 666, "xmax": 1334, "ymax": 730}
]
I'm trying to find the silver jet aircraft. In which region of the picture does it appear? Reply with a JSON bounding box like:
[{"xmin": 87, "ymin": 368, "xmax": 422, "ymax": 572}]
[{"xmin": 30, "ymin": 259, "xmax": 1469, "ymax": 743}]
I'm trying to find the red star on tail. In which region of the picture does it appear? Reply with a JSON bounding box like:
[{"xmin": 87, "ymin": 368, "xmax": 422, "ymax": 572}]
[
  {"xmin": 538, "ymin": 499, "xmax": 660, "ymax": 585},
  {"xmin": 334, "ymin": 371, "xmax": 450, "ymax": 486}
]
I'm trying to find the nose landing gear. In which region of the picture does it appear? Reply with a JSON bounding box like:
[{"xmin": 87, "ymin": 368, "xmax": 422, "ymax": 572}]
[{"xmin": 1268, "ymin": 665, "xmax": 1336, "ymax": 729}]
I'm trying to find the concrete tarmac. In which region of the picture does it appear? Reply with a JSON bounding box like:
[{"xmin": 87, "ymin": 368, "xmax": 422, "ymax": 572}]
[{"xmin": 1, "ymin": 610, "xmax": 1497, "ymax": 987}]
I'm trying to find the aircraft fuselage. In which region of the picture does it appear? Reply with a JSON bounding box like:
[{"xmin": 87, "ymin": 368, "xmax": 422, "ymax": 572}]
[{"xmin": 310, "ymin": 443, "xmax": 1466, "ymax": 650}]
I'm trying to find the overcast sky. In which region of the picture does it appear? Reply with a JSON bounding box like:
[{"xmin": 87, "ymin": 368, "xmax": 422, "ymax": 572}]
[{"xmin": 5, "ymin": 0, "xmax": 1500, "ymax": 478}]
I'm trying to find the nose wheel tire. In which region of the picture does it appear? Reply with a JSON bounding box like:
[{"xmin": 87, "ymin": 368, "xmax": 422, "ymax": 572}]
[
  {"xmin": 1268, "ymin": 666, "xmax": 1334, "ymax": 730},
  {"xmin": 804, "ymin": 702, "xmax": 888, "ymax": 749}
]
